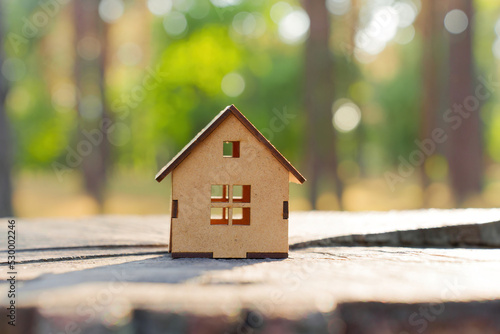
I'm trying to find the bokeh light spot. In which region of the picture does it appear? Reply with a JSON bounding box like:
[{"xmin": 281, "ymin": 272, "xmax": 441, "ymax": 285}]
[
  {"xmin": 232, "ymin": 12, "xmax": 266, "ymax": 38},
  {"xmin": 354, "ymin": 5, "xmax": 398, "ymax": 56},
  {"xmin": 444, "ymin": 9, "xmax": 468, "ymax": 34},
  {"xmin": 1, "ymin": 58, "xmax": 26, "ymax": 82},
  {"xmin": 163, "ymin": 11, "xmax": 188, "ymax": 36},
  {"xmin": 210, "ymin": 0, "xmax": 242, "ymax": 8},
  {"xmin": 326, "ymin": 0, "xmax": 351, "ymax": 16},
  {"xmin": 270, "ymin": 2, "xmax": 292, "ymax": 24},
  {"xmin": 98, "ymin": 0, "xmax": 124, "ymax": 23},
  {"xmin": 278, "ymin": 9, "xmax": 310, "ymax": 44},
  {"xmin": 333, "ymin": 101, "xmax": 361, "ymax": 133},
  {"xmin": 221, "ymin": 72, "xmax": 245, "ymax": 97},
  {"xmin": 393, "ymin": 1, "xmax": 417, "ymax": 28},
  {"xmin": 147, "ymin": 0, "xmax": 172, "ymax": 16}
]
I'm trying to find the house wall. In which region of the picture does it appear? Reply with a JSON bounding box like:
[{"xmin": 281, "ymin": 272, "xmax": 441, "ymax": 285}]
[{"xmin": 170, "ymin": 114, "xmax": 289, "ymax": 258}]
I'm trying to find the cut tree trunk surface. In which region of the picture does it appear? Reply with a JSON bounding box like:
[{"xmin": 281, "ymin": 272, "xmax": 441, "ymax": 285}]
[{"xmin": 1, "ymin": 209, "xmax": 500, "ymax": 334}]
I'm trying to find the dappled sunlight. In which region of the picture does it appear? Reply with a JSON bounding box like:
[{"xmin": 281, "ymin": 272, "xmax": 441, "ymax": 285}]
[
  {"xmin": 332, "ymin": 100, "xmax": 362, "ymax": 133},
  {"xmin": 444, "ymin": 9, "xmax": 469, "ymax": 34},
  {"xmin": 2, "ymin": 2, "xmax": 500, "ymax": 329},
  {"xmin": 278, "ymin": 8, "xmax": 310, "ymax": 44}
]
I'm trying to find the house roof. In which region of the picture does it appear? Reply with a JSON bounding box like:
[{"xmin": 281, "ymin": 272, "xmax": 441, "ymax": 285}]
[{"xmin": 155, "ymin": 104, "xmax": 306, "ymax": 184}]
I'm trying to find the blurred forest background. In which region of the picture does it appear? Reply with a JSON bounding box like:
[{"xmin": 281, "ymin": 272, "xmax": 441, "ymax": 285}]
[{"xmin": 1, "ymin": 0, "xmax": 500, "ymax": 217}]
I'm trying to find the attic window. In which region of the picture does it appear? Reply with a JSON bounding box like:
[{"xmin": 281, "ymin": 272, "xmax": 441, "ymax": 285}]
[{"xmin": 223, "ymin": 141, "xmax": 240, "ymax": 158}]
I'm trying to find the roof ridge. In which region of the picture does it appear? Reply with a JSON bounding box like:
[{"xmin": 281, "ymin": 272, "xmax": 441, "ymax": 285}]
[{"xmin": 155, "ymin": 105, "xmax": 305, "ymax": 184}]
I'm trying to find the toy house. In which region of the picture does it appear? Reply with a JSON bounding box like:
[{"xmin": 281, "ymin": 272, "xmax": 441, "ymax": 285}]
[{"xmin": 155, "ymin": 105, "xmax": 305, "ymax": 259}]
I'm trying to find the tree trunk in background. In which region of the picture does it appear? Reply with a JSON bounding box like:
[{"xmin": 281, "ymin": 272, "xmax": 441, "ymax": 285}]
[
  {"xmin": 419, "ymin": 0, "xmax": 440, "ymax": 197},
  {"xmin": 303, "ymin": 0, "xmax": 342, "ymax": 209},
  {"xmin": 447, "ymin": 0, "xmax": 482, "ymax": 204},
  {"xmin": 0, "ymin": 0, "xmax": 14, "ymax": 217},
  {"xmin": 73, "ymin": 0, "xmax": 110, "ymax": 208}
]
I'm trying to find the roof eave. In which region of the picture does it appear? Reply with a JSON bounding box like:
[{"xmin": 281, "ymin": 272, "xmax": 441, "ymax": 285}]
[{"xmin": 155, "ymin": 104, "xmax": 306, "ymax": 184}]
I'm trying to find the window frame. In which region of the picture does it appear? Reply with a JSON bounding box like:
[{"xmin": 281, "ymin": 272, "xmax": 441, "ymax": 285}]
[
  {"xmin": 223, "ymin": 141, "xmax": 240, "ymax": 158},
  {"xmin": 210, "ymin": 184, "xmax": 251, "ymax": 226}
]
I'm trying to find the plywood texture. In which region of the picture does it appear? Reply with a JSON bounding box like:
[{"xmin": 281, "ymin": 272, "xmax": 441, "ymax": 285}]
[
  {"xmin": 6, "ymin": 215, "xmax": 168, "ymax": 250},
  {"xmin": 289, "ymin": 209, "xmax": 500, "ymax": 247},
  {"xmin": 170, "ymin": 114, "xmax": 290, "ymax": 258},
  {"xmin": 2, "ymin": 209, "xmax": 500, "ymax": 333},
  {"xmin": 155, "ymin": 105, "xmax": 305, "ymax": 184}
]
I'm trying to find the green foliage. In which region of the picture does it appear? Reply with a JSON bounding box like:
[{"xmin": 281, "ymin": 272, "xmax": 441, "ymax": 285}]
[{"xmin": 3, "ymin": 0, "xmax": 500, "ymax": 187}]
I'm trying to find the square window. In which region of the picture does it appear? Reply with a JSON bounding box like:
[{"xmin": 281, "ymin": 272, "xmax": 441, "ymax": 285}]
[
  {"xmin": 232, "ymin": 207, "xmax": 250, "ymax": 225},
  {"xmin": 233, "ymin": 185, "xmax": 250, "ymax": 203},
  {"xmin": 223, "ymin": 141, "xmax": 240, "ymax": 158},
  {"xmin": 232, "ymin": 207, "xmax": 243, "ymax": 219},
  {"xmin": 211, "ymin": 185, "xmax": 229, "ymax": 202},
  {"xmin": 233, "ymin": 185, "xmax": 242, "ymax": 199},
  {"xmin": 211, "ymin": 207, "xmax": 228, "ymax": 225}
]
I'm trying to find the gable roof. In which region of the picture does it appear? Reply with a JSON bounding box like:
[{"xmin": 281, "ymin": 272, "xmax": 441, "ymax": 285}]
[{"xmin": 155, "ymin": 104, "xmax": 306, "ymax": 184}]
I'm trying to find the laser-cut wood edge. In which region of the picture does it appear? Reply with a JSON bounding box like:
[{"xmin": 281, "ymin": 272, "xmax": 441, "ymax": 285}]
[
  {"xmin": 171, "ymin": 252, "xmax": 214, "ymax": 259},
  {"xmin": 171, "ymin": 252, "xmax": 288, "ymax": 259},
  {"xmin": 247, "ymin": 252, "xmax": 288, "ymax": 259}
]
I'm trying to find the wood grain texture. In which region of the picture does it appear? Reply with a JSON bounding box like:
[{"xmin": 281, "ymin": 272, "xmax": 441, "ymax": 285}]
[
  {"xmin": 1, "ymin": 210, "xmax": 500, "ymax": 333},
  {"xmin": 3, "ymin": 209, "xmax": 500, "ymax": 253}
]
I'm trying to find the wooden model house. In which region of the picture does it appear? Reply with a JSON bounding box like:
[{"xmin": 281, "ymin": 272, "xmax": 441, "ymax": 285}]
[{"xmin": 155, "ymin": 105, "xmax": 305, "ymax": 259}]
